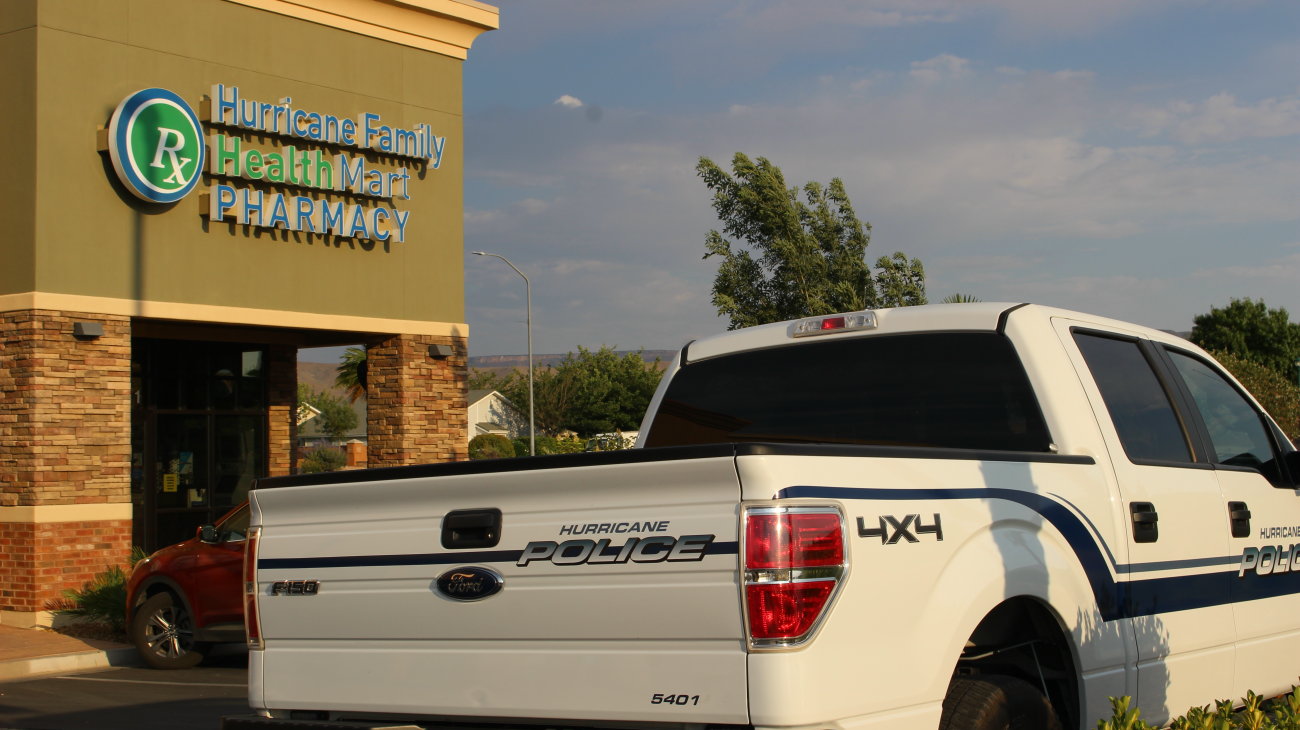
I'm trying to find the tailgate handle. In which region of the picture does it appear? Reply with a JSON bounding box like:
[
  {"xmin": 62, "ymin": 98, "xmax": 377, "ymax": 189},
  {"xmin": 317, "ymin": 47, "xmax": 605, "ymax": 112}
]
[{"xmin": 442, "ymin": 508, "xmax": 502, "ymax": 549}]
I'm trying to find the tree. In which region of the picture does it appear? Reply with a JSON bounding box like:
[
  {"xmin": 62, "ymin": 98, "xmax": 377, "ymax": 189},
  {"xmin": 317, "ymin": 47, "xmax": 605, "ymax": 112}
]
[
  {"xmin": 300, "ymin": 447, "xmax": 347, "ymax": 473},
  {"xmin": 496, "ymin": 347, "xmax": 663, "ymax": 438},
  {"xmin": 334, "ymin": 346, "xmax": 367, "ymax": 403},
  {"xmin": 468, "ymin": 434, "xmax": 517, "ymax": 460},
  {"xmin": 1209, "ymin": 349, "xmax": 1300, "ymax": 443},
  {"xmin": 468, "ymin": 368, "xmax": 506, "ymax": 390},
  {"xmin": 942, "ymin": 293, "xmax": 982, "ymax": 303},
  {"xmin": 875, "ymin": 252, "xmax": 928, "ymax": 307},
  {"xmin": 1191, "ymin": 299, "xmax": 1300, "ymax": 380},
  {"xmin": 696, "ymin": 152, "xmax": 926, "ymax": 329},
  {"xmin": 297, "ymin": 384, "xmax": 358, "ymax": 443}
]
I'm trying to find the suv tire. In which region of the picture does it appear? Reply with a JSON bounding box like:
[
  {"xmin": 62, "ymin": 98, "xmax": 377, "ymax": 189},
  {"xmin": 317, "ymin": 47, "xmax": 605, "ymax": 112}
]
[{"xmin": 131, "ymin": 592, "xmax": 209, "ymax": 669}]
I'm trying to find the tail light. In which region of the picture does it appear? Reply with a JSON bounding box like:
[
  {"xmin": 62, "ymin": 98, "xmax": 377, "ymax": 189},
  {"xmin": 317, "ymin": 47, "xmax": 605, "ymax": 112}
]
[
  {"xmin": 742, "ymin": 505, "xmax": 847, "ymax": 649},
  {"xmin": 243, "ymin": 525, "xmax": 264, "ymax": 650}
]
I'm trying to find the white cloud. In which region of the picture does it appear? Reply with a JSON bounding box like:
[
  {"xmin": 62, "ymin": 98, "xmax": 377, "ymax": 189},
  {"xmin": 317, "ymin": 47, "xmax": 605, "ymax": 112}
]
[
  {"xmin": 979, "ymin": 0, "xmax": 1195, "ymax": 36},
  {"xmin": 729, "ymin": 3, "xmax": 959, "ymax": 34},
  {"xmin": 1137, "ymin": 92, "xmax": 1300, "ymax": 144},
  {"xmin": 464, "ymin": 209, "xmax": 501, "ymax": 226},
  {"xmin": 910, "ymin": 54, "xmax": 971, "ymax": 83},
  {"xmin": 554, "ymin": 94, "xmax": 584, "ymax": 108},
  {"xmin": 1194, "ymin": 248, "xmax": 1300, "ymax": 283},
  {"xmin": 549, "ymin": 259, "xmax": 616, "ymax": 276},
  {"xmin": 517, "ymin": 198, "xmax": 551, "ymax": 215}
]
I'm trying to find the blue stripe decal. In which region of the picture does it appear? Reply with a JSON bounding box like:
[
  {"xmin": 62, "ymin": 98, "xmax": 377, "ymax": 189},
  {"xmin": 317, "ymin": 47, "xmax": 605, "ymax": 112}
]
[
  {"xmin": 775, "ymin": 486, "xmax": 1300, "ymax": 621},
  {"xmin": 259, "ymin": 541, "xmax": 739, "ymax": 571},
  {"xmin": 260, "ymin": 549, "xmax": 523, "ymax": 570},
  {"xmin": 1118, "ymin": 556, "xmax": 1239, "ymax": 573}
]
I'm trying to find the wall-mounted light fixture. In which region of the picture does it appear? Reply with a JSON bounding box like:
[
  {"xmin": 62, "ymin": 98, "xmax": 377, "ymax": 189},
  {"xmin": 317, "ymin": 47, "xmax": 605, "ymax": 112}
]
[
  {"xmin": 428, "ymin": 344, "xmax": 455, "ymax": 359},
  {"xmin": 72, "ymin": 321, "xmax": 104, "ymax": 339}
]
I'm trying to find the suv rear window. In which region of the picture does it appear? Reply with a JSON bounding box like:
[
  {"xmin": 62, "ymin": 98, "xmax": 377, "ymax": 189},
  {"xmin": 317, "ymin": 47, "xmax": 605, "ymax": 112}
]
[{"xmin": 644, "ymin": 332, "xmax": 1051, "ymax": 452}]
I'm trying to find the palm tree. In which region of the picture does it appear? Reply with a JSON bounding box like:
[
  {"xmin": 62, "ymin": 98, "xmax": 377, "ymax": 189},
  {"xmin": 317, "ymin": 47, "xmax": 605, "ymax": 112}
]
[
  {"xmin": 335, "ymin": 347, "xmax": 367, "ymax": 403},
  {"xmin": 941, "ymin": 293, "xmax": 982, "ymax": 304}
]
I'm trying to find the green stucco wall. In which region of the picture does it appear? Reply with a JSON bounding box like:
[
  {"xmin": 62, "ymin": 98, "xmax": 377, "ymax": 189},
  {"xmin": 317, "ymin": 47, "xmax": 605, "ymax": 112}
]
[{"xmin": 12, "ymin": 0, "xmax": 465, "ymax": 325}]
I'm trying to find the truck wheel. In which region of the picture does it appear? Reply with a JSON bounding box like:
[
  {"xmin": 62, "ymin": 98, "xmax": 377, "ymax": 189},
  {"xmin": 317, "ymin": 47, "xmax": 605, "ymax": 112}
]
[
  {"xmin": 131, "ymin": 592, "xmax": 208, "ymax": 669},
  {"xmin": 939, "ymin": 675, "xmax": 1062, "ymax": 730}
]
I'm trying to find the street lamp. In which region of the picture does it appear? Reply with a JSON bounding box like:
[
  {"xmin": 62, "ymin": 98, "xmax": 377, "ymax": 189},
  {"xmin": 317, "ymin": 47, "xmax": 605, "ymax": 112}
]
[{"xmin": 472, "ymin": 251, "xmax": 535, "ymax": 456}]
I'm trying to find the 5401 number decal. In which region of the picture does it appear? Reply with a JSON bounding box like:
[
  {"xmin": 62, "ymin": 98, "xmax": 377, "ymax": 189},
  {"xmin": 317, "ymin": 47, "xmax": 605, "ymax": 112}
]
[{"xmin": 650, "ymin": 693, "xmax": 700, "ymax": 706}]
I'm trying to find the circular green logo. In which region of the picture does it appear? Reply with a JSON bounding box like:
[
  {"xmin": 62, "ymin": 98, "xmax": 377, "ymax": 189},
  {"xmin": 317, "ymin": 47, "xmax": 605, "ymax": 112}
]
[{"xmin": 107, "ymin": 88, "xmax": 205, "ymax": 204}]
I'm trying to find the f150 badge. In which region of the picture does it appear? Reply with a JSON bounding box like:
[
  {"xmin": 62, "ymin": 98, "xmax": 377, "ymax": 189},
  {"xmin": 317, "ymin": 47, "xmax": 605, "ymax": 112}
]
[
  {"xmin": 270, "ymin": 580, "xmax": 320, "ymax": 595},
  {"xmin": 435, "ymin": 566, "xmax": 504, "ymax": 601},
  {"xmin": 858, "ymin": 514, "xmax": 944, "ymax": 544}
]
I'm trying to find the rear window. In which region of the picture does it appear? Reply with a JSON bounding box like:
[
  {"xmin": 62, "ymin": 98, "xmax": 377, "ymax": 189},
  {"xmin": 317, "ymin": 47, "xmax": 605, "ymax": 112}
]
[{"xmin": 644, "ymin": 332, "xmax": 1051, "ymax": 452}]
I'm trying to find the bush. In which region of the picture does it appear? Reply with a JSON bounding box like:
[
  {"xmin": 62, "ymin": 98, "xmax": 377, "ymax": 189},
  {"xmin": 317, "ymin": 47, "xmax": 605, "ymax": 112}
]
[
  {"xmin": 1097, "ymin": 687, "xmax": 1300, "ymax": 729},
  {"xmin": 584, "ymin": 433, "xmax": 635, "ymax": 451},
  {"xmin": 45, "ymin": 547, "xmax": 148, "ymax": 634},
  {"xmin": 469, "ymin": 434, "xmax": 517, "ymax": 460},
  {"xmin": 1211, "ymin": 349, "xmax": 1300, "ymax": 443},
  {"xmin": 513, "ymin": 434, "xmax": 586, "ymax": 456},
  {"xmin": 301, "ymin": 446, "xmax": 346, "ymax": 473}
]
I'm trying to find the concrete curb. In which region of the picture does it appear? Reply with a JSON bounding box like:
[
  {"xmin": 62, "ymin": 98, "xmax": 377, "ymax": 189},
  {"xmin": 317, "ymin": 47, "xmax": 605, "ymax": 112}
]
[{"xmin": 0, "ymin": 645, "xmax": 140, "ymax": 683}]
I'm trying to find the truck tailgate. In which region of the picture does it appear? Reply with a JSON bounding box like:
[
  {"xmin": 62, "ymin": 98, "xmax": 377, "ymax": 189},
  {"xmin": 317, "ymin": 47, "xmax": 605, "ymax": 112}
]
[{"xmin": 250, "ymin": 452, "xmax": 747, "ymax": 724}]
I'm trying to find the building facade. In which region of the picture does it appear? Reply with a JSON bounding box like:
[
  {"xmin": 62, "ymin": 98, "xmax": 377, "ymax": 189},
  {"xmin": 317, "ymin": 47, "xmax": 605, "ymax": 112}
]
[{"xmin": 0, "ymin": 0, "xmax": 497, "ymax": 627}]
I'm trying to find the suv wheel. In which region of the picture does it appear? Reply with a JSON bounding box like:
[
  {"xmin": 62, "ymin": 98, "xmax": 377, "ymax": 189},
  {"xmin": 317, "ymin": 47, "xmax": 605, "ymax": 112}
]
[{"xmin": 131, "ymin": 592, "xmax": 208, "ymax": 669}]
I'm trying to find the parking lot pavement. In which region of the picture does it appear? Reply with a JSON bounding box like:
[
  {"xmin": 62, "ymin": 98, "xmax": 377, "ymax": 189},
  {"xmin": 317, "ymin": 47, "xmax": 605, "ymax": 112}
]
[{"xmin": 0, "ymin": 652, "xmax": 249, "ymax": 730}]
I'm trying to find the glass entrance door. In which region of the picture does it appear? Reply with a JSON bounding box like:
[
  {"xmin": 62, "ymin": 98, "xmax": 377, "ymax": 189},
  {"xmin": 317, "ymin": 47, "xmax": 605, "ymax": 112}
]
[{"xmin": 132, "ymin": 340, "xmax": 268, "ymax": 551}]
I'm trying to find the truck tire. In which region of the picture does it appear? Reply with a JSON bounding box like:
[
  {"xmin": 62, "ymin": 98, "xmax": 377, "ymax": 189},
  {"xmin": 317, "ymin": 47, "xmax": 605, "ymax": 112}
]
[
  {"xmin": 131, "ymin": 592, "xmax": 208, "ymax": 669},
  {"xmin": 939, "ymin": 675, "xmax": 1063, "ymax": 730}
]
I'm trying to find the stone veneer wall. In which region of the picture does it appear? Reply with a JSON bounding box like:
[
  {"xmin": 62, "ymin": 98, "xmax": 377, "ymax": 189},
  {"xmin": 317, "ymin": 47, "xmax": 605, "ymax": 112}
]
[
  {"xmin": 0, "ymin": 310, "xmax": 132, "ymax": 618},
  {"xmin": 266, "ymin": 344, "xmax": 297, "ymax": 478},
  {"xmin": 366, "ymin": 333, "xmax": 468, "ymax": 467}
]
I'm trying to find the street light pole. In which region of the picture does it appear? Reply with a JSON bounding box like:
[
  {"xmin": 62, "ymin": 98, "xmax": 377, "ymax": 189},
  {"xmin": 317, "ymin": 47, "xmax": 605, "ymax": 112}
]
[{"xmin": 472, "ymin": 251, "xmax": 535, "ymax": 456}]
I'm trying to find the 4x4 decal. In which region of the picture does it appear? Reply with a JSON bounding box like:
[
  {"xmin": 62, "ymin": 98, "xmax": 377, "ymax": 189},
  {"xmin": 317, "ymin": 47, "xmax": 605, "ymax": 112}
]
[{"xmin": 857, "ymin": 513, "xmax": 943, "ymax": 544}]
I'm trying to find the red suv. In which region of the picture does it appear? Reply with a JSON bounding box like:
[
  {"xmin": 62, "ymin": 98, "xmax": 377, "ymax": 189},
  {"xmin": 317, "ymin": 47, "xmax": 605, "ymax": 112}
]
[{"xmin": 125, "ymin": 503, "xmax": 248, "ymax": 669}]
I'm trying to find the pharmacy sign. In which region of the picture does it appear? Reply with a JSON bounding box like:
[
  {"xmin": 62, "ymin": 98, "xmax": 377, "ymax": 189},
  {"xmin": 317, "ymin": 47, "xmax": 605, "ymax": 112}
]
[{"xmin": 106, "ymin": 88, "xmax": 205, "ymax": 204}]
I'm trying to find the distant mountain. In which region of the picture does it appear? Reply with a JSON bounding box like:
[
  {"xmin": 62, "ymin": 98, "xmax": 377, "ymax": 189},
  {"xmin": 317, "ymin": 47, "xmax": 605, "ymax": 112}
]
[
  {"xmin": 469, "ymin": 350, "xmax": 677, "ymax": 374},
  {"xmin": 299, "ymin": 361, "xmax": 346, "ymax": 396}
]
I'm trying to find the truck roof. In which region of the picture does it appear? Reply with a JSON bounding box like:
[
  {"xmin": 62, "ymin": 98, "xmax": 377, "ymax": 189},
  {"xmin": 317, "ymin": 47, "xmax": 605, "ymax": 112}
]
[{"xmin": 683, "ymin": 302, "xmax": 1196, "ymax": 363}]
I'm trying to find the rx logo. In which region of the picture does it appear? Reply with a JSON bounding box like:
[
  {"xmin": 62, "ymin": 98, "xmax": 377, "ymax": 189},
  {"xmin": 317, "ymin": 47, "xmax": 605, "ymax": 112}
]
[
  {"xmin": 857, "ymin": 514, "xmax": 944, "ymax": 544},
  {"xmin": 105, "ymin": 88, "xmax": 205, "ymax": 204}
]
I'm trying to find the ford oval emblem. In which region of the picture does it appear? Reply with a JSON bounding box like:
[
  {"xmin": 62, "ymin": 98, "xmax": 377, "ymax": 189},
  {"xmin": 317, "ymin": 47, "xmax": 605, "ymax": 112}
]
[{"xmin": 435, "ymin": 566, "xmax": 503, "ymax": 601}]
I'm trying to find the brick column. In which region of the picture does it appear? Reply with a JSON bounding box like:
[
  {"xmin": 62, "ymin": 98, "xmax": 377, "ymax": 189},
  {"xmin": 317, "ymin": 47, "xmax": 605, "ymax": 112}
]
[
  {"xmin": 0, "ymin": 310, "xmax": 132, "ymax": 626},
  {"xmin": 366, "ymin": 334, "xmax": 468, "ymax": 468},
  {"xmin": 265, "ymin": 344, "xmax": 296, "ymax": 477}
]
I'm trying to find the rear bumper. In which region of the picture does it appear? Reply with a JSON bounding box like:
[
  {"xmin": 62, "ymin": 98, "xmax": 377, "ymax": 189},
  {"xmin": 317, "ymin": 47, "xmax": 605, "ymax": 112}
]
[
  {"xmin": 223, "ymin": 717, "xmax": 754, "ymax": 730},
  {"xmin": 222, "ymin": 717, "xmax": 407, "ymax": 730}
]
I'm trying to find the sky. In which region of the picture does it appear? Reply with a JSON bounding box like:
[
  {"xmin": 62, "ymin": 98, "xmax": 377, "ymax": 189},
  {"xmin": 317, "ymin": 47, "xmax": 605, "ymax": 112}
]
[{"xmin": 456, "ymin": 0, "xmax": 1300, "ymax": 357}]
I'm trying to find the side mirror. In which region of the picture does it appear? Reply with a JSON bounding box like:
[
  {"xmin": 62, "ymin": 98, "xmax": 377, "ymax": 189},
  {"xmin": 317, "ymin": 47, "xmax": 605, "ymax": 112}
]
[
  {"xmin": 1286, "ymin": 451, "xmax": 1300, "ymax": 488},
  {"xmin": 198, "ymin": 524, "xmax": 221, "ymax": 544}
]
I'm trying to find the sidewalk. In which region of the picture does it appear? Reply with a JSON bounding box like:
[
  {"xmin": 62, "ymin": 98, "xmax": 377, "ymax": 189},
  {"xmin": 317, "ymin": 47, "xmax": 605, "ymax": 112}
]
[{"xmin": 0, "ymin": 625, "xmax": 138, "ymax": 682}]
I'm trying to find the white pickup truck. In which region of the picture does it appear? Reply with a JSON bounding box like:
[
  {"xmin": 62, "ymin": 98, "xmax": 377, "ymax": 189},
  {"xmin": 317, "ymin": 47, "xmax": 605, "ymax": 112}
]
[{"xmin": 226, "ymin": 304, "xmax": 1300, "ymax": 730}]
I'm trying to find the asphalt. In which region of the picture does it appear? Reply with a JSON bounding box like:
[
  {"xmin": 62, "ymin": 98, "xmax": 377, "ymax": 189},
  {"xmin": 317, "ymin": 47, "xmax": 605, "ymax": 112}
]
[{"xmin": 0, "ymin": 625, "xmax": 139, "ymax": 682}]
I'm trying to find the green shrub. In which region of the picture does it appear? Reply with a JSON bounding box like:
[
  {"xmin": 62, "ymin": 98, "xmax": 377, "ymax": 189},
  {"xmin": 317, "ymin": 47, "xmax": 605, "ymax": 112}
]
[
  {"xmin": 45, "ymin": 547, "xmax": 148, "ymax": 633},
  {"xmin": 469, "ymin": 433, "xmax": 517, "ymax": 459},
  {"xmin": 1211, "ymin": 349, "xmax": 1300, "ymax": 443},
  {"xmin": 1098, "ymin": 687, "xmax": 1300, "ymax": 730},
  {"xmin": 512, "ymin": 434, "xmax": 586, "ymax": 456},
  {"xmin": 301, "ymin": 446, "xmax": 347, "ymax": 473}
]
